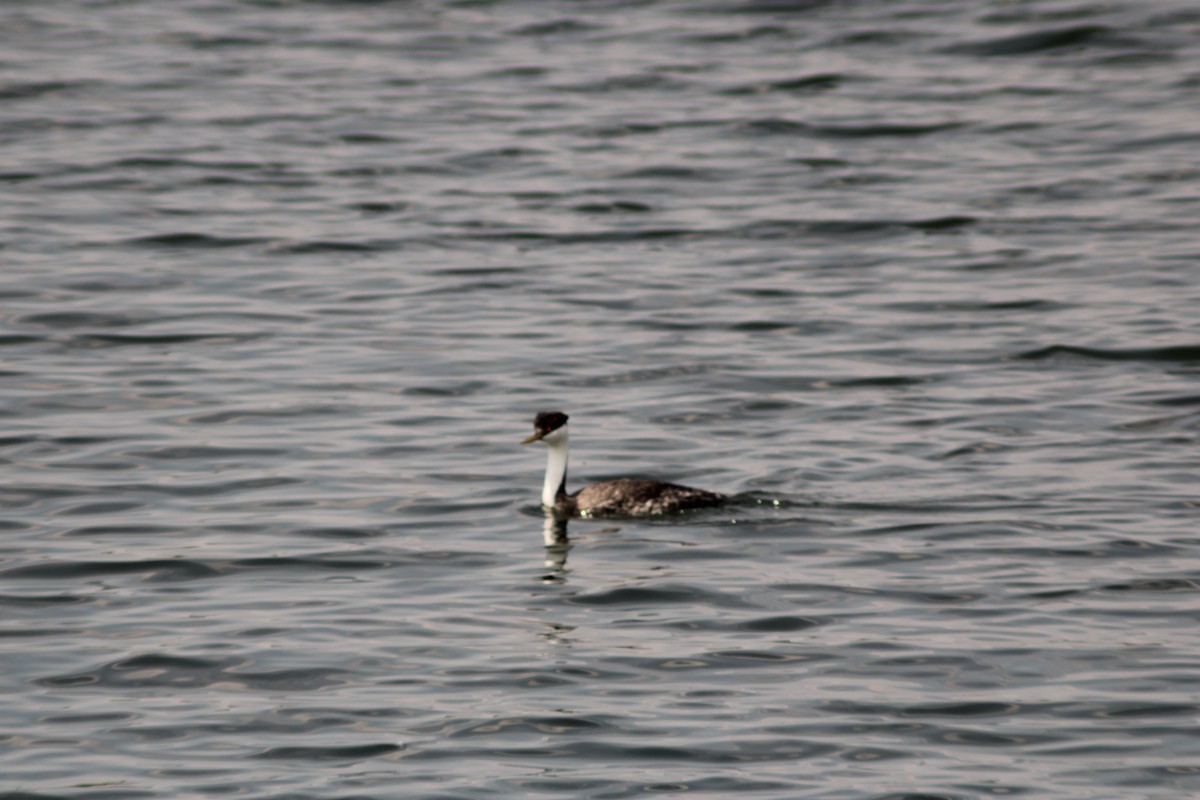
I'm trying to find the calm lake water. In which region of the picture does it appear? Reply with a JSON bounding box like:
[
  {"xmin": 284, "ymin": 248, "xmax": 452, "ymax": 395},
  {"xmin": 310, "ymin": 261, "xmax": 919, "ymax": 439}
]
[{"xmin": 3, "ymin": 1, "xmax": 1200, "ymax": 798}]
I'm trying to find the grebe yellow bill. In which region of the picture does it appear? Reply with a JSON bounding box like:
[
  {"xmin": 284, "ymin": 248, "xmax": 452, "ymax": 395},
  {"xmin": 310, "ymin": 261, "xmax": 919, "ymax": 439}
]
[{"xmin": 522, "ymin": 410, "xmax": 727, "ymax": 517}]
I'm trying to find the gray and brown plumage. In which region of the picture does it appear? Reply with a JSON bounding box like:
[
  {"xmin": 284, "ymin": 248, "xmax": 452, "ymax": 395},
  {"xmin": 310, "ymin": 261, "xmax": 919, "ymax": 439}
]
[{"xmin": 522, "ymin": 410, "xmax": 727, "ymax": 517}]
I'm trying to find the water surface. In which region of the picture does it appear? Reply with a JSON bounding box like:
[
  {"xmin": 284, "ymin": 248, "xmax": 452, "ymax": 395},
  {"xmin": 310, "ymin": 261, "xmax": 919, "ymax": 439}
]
[{"xmin": 2, "ymin": 1, "xmax": 1200, "ymax": 798}]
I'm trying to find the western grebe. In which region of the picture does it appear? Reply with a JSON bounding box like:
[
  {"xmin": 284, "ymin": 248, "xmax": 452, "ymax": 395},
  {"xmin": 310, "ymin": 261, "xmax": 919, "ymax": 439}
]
[{"xmin": 522, "ymin": 410, "xmax": 727, "ymax": 517}]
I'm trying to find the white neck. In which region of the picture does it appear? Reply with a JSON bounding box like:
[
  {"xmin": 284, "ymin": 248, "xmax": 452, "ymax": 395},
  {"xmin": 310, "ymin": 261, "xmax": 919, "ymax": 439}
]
[{"xmin": 541, "ymin": 427, "xmax": 569, "ymax": 507}]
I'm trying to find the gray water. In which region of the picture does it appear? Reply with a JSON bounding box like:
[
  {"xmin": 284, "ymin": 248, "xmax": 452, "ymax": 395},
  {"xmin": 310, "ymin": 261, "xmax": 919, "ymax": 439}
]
[{"xmin": 3, "ymin": 1, "xmax": 1200, "ymax": 798}]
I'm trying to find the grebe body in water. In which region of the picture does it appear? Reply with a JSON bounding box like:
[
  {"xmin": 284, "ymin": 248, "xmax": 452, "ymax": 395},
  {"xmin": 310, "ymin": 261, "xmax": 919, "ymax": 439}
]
[{"xmin": 522, "ymin": 411, "xmax": 727, "ymax": 517}]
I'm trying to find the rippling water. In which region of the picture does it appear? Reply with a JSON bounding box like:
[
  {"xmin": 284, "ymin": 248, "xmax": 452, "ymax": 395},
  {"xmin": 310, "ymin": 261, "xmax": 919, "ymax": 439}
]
[{"xmin": 3, "ymin": 1, "xmax": 1200, "ymax": 798}]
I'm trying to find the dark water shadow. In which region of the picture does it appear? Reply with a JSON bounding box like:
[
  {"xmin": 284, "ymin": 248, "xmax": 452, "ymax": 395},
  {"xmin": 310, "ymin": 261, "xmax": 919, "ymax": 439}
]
[{"xmin": 523, "ymin": 491, "xmax": 807, "ymax": 577}]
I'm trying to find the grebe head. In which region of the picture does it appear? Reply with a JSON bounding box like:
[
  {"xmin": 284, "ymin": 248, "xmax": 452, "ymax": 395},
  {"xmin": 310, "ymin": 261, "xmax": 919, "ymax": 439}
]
[{"xmin": 522, "ymin": 410, "xmax": 569, "ymax": 446}]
